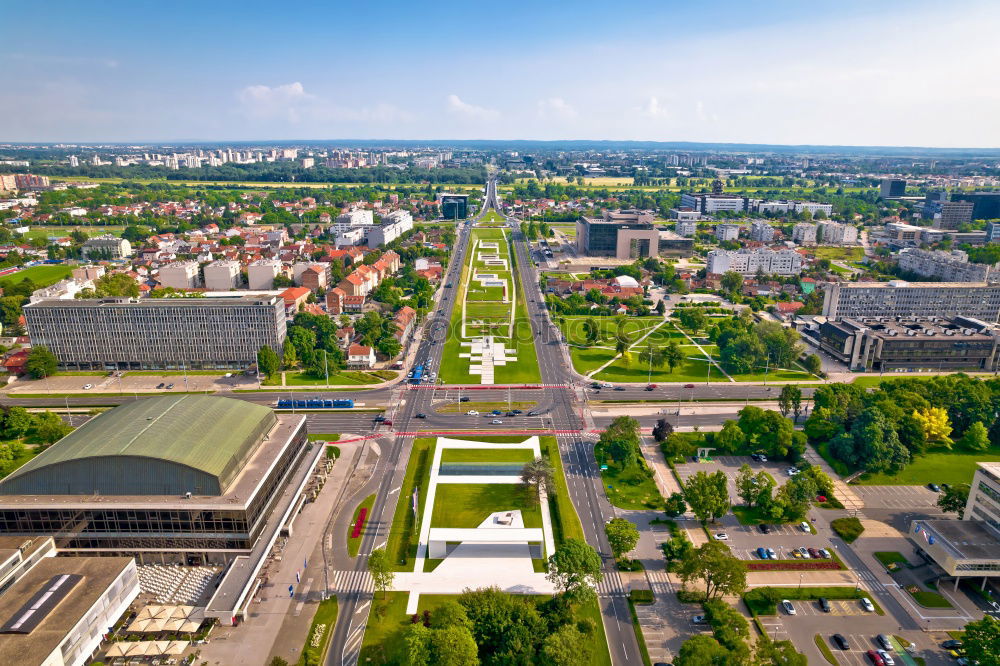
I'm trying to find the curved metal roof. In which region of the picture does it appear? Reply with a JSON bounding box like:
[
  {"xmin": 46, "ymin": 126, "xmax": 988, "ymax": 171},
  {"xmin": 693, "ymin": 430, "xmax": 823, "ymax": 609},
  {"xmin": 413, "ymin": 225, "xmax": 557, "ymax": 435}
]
[{"xmin": 0, "ymin": 395, "xmax": 276, "ymax": 496}]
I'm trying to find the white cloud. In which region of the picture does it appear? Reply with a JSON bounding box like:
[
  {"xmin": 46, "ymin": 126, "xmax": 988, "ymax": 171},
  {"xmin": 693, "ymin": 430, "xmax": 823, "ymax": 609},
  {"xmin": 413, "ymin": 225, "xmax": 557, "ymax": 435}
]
[
  {"xmin": 237, "ymin": 83, "xmax": 412, "ymax": 127},
  {"xmin": 637, "ymin": 96, "xmax": 668, "ymax": 118},
  {"xmin": 238, "ymin": 82, "xmax": 313, "ymax": 122},
  {"xmin": 446, "ymin": 94, "xmax": 499, "ymax": 120},
  {"xmin": 537, "ymin": 97, "xmax": 577, "ymax": 120}
]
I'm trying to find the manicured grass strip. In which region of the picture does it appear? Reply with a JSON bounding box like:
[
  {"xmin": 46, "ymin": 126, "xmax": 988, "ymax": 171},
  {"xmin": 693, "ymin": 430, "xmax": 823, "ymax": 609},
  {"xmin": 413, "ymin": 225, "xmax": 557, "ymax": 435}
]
[
  {"xmin": 905, "ymin": 585, "xmax": 953, "ymax": 608},
  {"xmin": 348, "ymin": 494, "xmax": 375, "ymax": 558},
  {"xmin": 385, "ymin": 437, "xmax": 435, "ymax": 570},
  {"xmin": 431, "ymin": 483, "xmax": 542, "ymax": 529},
  {"xmin": 814, "ymin": 634, "xmax": 838, "ymax": 665},
  {"xmin": 295, "ymin": 596, "xmax": 337, "ymax": 666},
  {"xmin": 855, "ymin": 446, "xmax": 1000, "ymax": 486},
  {"xmin": 831, "ymin": 516, "xmax": 864, "ymax": 543},
  {"xmin": 125, "ymin": 370, "xmax": 226, "ymax": 376},
  {"xmin": 597, "ymin": 459, "xmax": 665, "ymax": 510},
  {"xmin": 541, "ymin": 435, "xmax": 585, "ymax": 544},
  {"xmin": 874, "ymin": 551, "xmax": 908, "ymax": 567},
  {"xmin": 439, "ymin": 448, "xmax": 534, "ymax": 463},
  {"xmin": 307, "ymin": 433, "xmax": 340, "ymax": 442},
  {"xmin": 628, "ymin": 600, "xmax": 653, "ymax": 666}
]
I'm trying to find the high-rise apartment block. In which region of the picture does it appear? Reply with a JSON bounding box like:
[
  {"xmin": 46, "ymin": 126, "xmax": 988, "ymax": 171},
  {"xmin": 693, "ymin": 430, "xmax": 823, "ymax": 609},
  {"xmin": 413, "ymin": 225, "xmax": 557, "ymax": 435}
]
[
  {"xmin": 203, "ymin": 260, "xmax": 242, "ymax": 290},
  {"xmin": 897, "ymin": 248, "xmax": 991, "ymax": 283},
  {"xmin": 247, "ymin": 260, "xmax": 281, "ymax": 290},
  {"xmin": 706, "ymin": 248, "xmax": 803, "ymax": 275},
  {"xmin": 157, "ymin": 261, "xmax": 200, "ymax": 289},
  {"xmin": 821, "ymin": 280, "xmax": 1000, "ymax": 321},
  {"xmin": 715, "ymin": 224, "xmax": 741, "ymax": 242},
  {"xmin": 817, "ymin": 221, "xmax": 858, "ymax": 245},
  {"xmin": 749, "ymin": 220, "xmax": 775, "ymax": 242},
  {"xmin": 792, "ymin": 223, "xmax": 818, "ymax": 245}
]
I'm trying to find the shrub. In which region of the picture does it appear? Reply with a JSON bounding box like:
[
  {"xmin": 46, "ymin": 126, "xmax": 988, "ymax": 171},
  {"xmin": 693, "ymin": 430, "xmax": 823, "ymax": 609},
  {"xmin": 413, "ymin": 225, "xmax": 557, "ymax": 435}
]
[
  {"xmin": 677, "ymin": 587, "xmax": 707, "ymax": 603},
  {"xmin": 831, "ymin": 516, "xmax": 865, "ymax": 543}
]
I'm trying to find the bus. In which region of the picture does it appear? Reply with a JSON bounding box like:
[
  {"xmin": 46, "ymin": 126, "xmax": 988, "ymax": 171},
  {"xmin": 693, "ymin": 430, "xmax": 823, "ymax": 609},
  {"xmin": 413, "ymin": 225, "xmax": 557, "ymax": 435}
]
[
  {"xmin": 410, "ymin": 365, "xmax": 424, "ymax": 384},
  {"xmin": 276, "ymin": 398, "xmax": 354, "ymax": 409}
]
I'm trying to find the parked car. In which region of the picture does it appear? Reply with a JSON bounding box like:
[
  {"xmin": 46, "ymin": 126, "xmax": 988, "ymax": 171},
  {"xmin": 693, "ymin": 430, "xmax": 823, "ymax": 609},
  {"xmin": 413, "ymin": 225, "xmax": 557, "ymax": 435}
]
[
  {"xmin": 750, "ymin": 453, "xmax": 768, "ymax": 462},
  {"xmin": 797, "ymin": 547, "xmax": 811, "ymax": 558},
  {"xmin": 942, "ymin": 640, "xmax": 963, "ymax": 650},
  {"xmin": 878, "ymin": 649, "xmax": 895, "ymax": 665},
  {"xmin": 766, "ymin": 548, "xmax": 776, "ymax": 559},
  {"xmin": 861, "ymin": 598, "xmax": 875, "ymax": 612},
  {"xmin": 786, "ymin": 467, "xmax": 800, "ymax": 476},
  {"xmin": 692, "ymin": 615, "xmax": 707, "ymax": 624},
  {"xmin": 781, "ymin": 600, "xmax": 795, "ymax": 615},
  {"xmin": 713, "ymin": 533, "xmax": 728, "ymax": 541},
  {"xmin": 876, "ymin": 634, "xmax": 893, "ymax": 651},
  {"xmin": 819, "ymin": 548, "xmax": 832, "ymax": 558},
  {"xmin": 819, "ymin": 597, "xmax": 831, "ymax": 613},
  {"xmin": 800, "ymin": 521, "xmax": 811, "ymax": 532},
  {"xmin": 928, "ymin": 483, "xmax": 941, "ymax": 492},
  {"xmin": 866, "ymin": 650, "xmax": 885, "ymax": 666},
  {"xmin": 807, "ymin": 547, "xmax": 821, "ymax": 559},
  {"xmin": 757, "ymin": 547, "xmax": 768, "ymax": 559},
  {"xmin": 467, "ymin": 410, "xmax": 479, "ymax": 416},
  {"xmin": 758, "ymin": 523, "xmax": 770, "ymax": 534},
  {"xmin": 832, "ymin": 634, "xmax": 850, "ymax": 650},
  {"xmin": 791, "ymin": 550, "xmax": 803, "ymax": 559}
]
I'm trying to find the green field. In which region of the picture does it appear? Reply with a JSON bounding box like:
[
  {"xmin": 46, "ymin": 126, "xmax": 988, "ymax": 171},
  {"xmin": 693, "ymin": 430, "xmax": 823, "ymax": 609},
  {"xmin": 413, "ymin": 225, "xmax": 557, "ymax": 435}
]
[
  {"xmin": 811, "ymin": 246, "xmax": 865, "ymax": 261},
  {"xmin": 0, "ymin": 264, "xmax": 73, "ymax": 290},
  {"xmin": 478, "ymin": 209, "xmax": 507, "ymax": 225},
  {"xmin": 439, "ymin": 448, "xmax": 535, "ymax": 464},
  {"xmin": 856, "ymin": 446, "xmax": 1000, "ymax": 486},
  {"xmin": 262, "ymin": 370, "xmax": 394, "ymax": 386},
  {"xmin": 431, "ymin": 483, "xmax": 543, "ymax": 529},
  {"xmin": 557, "ymin": 316, "xmax": 663, "ymax": 347}
]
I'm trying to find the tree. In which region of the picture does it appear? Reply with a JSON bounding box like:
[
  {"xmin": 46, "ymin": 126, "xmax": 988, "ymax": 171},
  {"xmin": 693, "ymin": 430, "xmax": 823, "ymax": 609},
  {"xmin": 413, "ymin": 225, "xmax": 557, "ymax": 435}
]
[
  {"xmin": 546, "ymin": 538, "xmax": 603, "ymax": 601},
  {"xmin": 638, "ymin": 343, "xmax": 665, "ymax": 373},
  {"xmin": 778, "ymin": 385, "xmax": 802, "ymax": 420},
  {"xmin": 614, "ymin": 331, "xmax": 632, "ymax": 357},
  {"xmin": 720, "ymin": 271, "xmax": 743, "ymax": 296},
  {"xmin": 282, "ymin": 342, "xmax": 297, "ymax": 369},
  {"xmin": 937, "ymin": 483, "xmax": 970, "ymax": 518},
  {"xmin": 678, "ymin": 308, "xmax": 707, "ymax": 332},
  {"xmin": 541, "ymin": 624, "xmax": 590, "ymax": 666},
  {"xmin": 257, "ymin": 345, "xmax": 280, "ymax": 377},
  {"xmin": 912, "ymin": 407, "xmax": 953, "ymax": 448},
  {"xmin": 605, "ymin": 518, "xmax": 640, "ymax": 559},
  {"xmin": 735, "ymin": 464, "xmax": 758, "ymax": 507},
  {"xmin": 663, "ymin": 340, "xmax": 684, "ymax": 374},
  {"xmin": 652, "ymin": 418, "xmax": 674, "ymax": 443},
  {"xmin": 26, "ymin": 345, "xmax": 58, "ymax": 379},
  {"xmin": 428, "ymin": 625, "xmax": 479, "ymax": 666},
  {"xmin": 582, "ymin": 318, "xmax": 600, "ymax": 346},
  {"xmin": 520, "ymin": 457, "xmax": 554, "ymax": 502},
  {"xmin": 682, "ymin": 470, "xmax": 731, "ymax": 523},
  {"xmin": 2, "ymin": 406, "xmax": 33, "ymax": 440},
  {"xmin": 403, "ymin": 623, "xmax": 431, "ymax": 666},
  {"xmin": 963, "ymin": 615, "xmax": 1000, "ymax": 665},
  {"xmin": 677, "ymin": 540, "xmax": 748, "ymax": 601},
  {"xmin": 664, "ymin": 492, "xmax": 687, "ymax": 518},
  {"xmin": 367, "ymin": 547, "xmax": 394, "ymax": 599},
  {"xmin": 714, "ymin": 421, "xmax": 746, "ymax": 454},
  {"xmin": 662, "ymin": 528, "xmax": 693, "ymax": 572},
  {"xmin": 676, "ymin": 635, "xmax": 730, "ymax": 666},
  {"xmin": 803, "ymin": 353, "xmax": 822, "ymax": 376},
  {"xmin": 33, "ymin": 411, "xmax": 72, "ymax": 443},
  {"xmin": 959, "ymin": 421, "xmax": 990, "ymax": 451}
]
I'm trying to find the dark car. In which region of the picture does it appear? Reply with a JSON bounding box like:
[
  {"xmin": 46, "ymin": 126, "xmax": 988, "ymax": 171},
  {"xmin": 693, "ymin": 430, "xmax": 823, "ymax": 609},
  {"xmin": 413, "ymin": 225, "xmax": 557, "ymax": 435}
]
[
  {"xmin": 459, "ymin": 396, "xmax": 470, "ymax": 402},
  {"xmin": 415, "ymin": 413, "xmax": 427, "ymax": 419},
  {"xmin": 928, "ymin": 483, "xmax": 941, "ymax": 492},
  {"xmin": 876, "ymin": 634, "xmax": 892, "ymax": 651},
  {"xmin": 808, "ymin": 547, "xmax": 821, "ymax": 559},
  {"xmin": 684, "ymin": 383, "xmax": 695, "ymax": 388},
  {"xmin": 445, "ymin": 283, "xmax": 453, "ymax": 288},
  {"xmin": 757, "ymin": 523, "xmax": 770, "ymax": 534},
  {"xmin": 373, "ymin": 414, "xmax": 386, "ymax": 422},
  {"xmin": 819, "ymin": 597, "xmax": 831, "ymax": 613},
  {"xmin": 591, "ymin": 382, "xmax": 602, "ymax": 389},
  {"xmin": 511, "ymin": 409, "xmax": 523, "ymax": 415},
  {"xmin": 832, "ymin": 634, "xmax": 850, "ymax": 650},
  {"xmin": 645, "ymin": 384, "xmax": 656, "ymax": 391},
  {"xmin": 613, "ymin": 386, "xmax": 626, "ymax": 391},
  {"xmin": 506, "ymin": 411, "xmax": 516, "ymax": 417},
  {"xmin": 866, "ymin": 650, "xmax": 885, "ymax": 666},
  {"xmin": 527, "ymin": 410, "xmax": 540, "ymax": 416},
  {"xmin": 942, "ymin": 640, "xmax": 963, "ymax": 650},
  {"xmin": 165, "ymin": 383, "xmax": 174, "ymax": 389},
  {"xmin": 156, "ymin": 383, "xmax": 165, "ymax": 389}
]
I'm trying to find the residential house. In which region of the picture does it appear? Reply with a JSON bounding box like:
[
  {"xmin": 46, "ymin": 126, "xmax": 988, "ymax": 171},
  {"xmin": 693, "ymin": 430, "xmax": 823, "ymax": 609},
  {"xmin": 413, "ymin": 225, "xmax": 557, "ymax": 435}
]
[{"xmin": 347, "ymin": 344, "xmax": 376, "ymax": 368}]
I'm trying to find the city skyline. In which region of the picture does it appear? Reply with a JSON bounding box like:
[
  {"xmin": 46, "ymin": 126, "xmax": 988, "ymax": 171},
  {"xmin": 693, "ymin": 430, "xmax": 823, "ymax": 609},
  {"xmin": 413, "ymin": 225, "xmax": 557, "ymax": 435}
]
[{"xmin": 3, "ymin": 0, "xmax": 1000, "ymax": 147}]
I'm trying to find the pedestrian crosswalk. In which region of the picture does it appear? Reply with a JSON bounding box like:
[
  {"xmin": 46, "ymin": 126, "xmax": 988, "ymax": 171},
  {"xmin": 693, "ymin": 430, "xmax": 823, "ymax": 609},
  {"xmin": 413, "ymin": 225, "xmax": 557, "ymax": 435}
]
[
  {"xmin": 331, "ymin": 569, "xmax": 374, "ymax": 595},
  {"xmin": 595, "ymin": 570, "xmax": 627, "ymax": 597},
  {"xmin": 856, "ymin": 568, "xmax": 887, "ymax": 593},
  {"xmin": 646, "ymin": 569, "xmax": 674, "ymax": 595}
]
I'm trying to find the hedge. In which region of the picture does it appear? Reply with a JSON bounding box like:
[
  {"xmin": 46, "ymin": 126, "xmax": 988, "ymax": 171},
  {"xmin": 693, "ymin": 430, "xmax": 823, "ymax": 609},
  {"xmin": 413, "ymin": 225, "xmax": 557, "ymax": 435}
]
[
  {"xmin": 630, "ymin": 589, "xmax": 654, "ymax": 604},
  {"xmin": 831, "ymin": 516, "xmax": 865, "ymax": 543}
]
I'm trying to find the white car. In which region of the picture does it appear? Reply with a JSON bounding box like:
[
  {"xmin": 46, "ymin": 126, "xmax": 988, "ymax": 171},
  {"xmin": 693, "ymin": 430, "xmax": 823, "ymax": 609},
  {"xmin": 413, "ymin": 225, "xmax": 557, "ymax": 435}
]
[
  {"xmin": 713, "ymin": 532, "xmax": 728, "ymax": 541},
  {"xmin": 82, "ymin": 384, "xmax": 93, "ymax": 390},
  {"xmin": 800, "ymin": 521, "xmax": 811, "ymax": 532},
  {"xmin": 781, "ymin": 599, "xmax": 795, "ymax": 615},
  {"xmin": 491, "ymin": 419, "xmax": 503, "ymax": 424},
  {"xmin": 878, "ymin": 650, "xmax": 895, "ymax": 665},
  {"xmin": 467, "ymin": 410, "xmax": 479, "ymax": 416},
  {"xmin": 861, "ymin": 597, "xmax": 875, "ymax": 612},
  {"xmin": 786, "ymin": 467, "xmax": 799, "ymax": 476}
]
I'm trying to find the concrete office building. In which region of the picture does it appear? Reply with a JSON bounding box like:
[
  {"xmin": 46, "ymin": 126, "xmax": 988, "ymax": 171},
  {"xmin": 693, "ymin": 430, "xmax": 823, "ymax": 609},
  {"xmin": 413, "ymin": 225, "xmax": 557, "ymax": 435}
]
[
  {"xmin": 657, "ymin": 230, "xmax": 695, "ymax": 257},
  {"xmin": 881, "ymin": 222, "xmax": 987, "ymax": 248},
  {"xmin": 817, "ymin": 221, "xmax": 858, "ymax": 245},
  {"xmin": 880, "ymin": 178, "xmax": 907, "ymax": 198},
  {"xmin": 669, "ymin": 208, "xmax": 701, "ymax": 221},
  {"xmin": 821, "ymin": 280, "xmax": 1000, "ymax": 322},
  {"xmin": 706, "ymin": 248, "xmax": 803, "ymax": 275},
  {"xmin": 924, "ymin": 200, "xmax": 974, "ymax": 229},
  {"xmin": 81, "ymin": 235, "xmax": 132, "ymax": 260},
  {"xmin": 953, "ymin": 192, "xmax": 1000, "ymax": 220},
  {"xmin": 334, "ymin": 209, "xmax": 374, "ymax": 229},
  {"xmin": 818, "ymin": 316, "xmax": 1000, "ymax": 372},
  {"xmin": 576, "ymin": 210, "xmax": 655, "ymax": 258},
  {"xmin": 897, "ymin": 248, "xmax": 991, "ymax": 283},
  {"xmin": 365, "ymin": 209, "xmax": 414, "ymax": 247},
  {"xmin": 908, "ymin": 462, "xmax": 1000, "ymax": 582},
  {"xmin": 674, "ymin": 220, "xmax": 697, "ymax": 237},
  {"xmin": 750, "ymin": 200, "xmax": 834, "ymax": 218},
  {"xmin": 0, "ymin": 539, "xmax": 139, "ymax": 666},
  {"xmin": 680, "ymin": 193, "xmax": 746, "ymax": 214},
  {"xmin": 157, "ymin": 261, "xmax": 200, "ymax": 289},
  {"xmin": 749, "ymin": 220, "xmax": 775, "ymax": 242},
  {"xmin": 438, "ymin": 193, "xmax": 469, "ymax": 220},
  {"xmin": 715, "ymin": 223, "xmax": 741, "ymax": 242},
  {"xmin": 203, "ymin": 260, "xmax": 241, "ymax": 291},
  {"xmin": 792, "ymin": 223, "xmax": 818, "ymax": 245},
  {"xmin": 24, "ymin": 296, "xmax": 285, "ymax": 370},
  {"xmin": 247, "ymin": 259, "xmax": 281, "ymax": 290}
]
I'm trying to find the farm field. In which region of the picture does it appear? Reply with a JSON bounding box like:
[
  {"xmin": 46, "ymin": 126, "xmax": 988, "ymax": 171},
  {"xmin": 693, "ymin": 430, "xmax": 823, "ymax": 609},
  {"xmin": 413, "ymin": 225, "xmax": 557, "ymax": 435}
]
[{"xmin": 50, "ymin": 175, "xmax": 484, "ymax": 191}]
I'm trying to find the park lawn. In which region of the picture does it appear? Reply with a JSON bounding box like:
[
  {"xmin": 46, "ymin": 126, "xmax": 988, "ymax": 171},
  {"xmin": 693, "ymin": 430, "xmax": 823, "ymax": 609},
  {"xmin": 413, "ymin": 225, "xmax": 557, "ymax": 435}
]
[
  {"xmin": 571, "ymin": 347, "xmax": 617, "ymax": 374},
  {"xmin": 385, "ymin": 437, "xmax": 436, "ymax": 570},
  {"xmin": 18, "ymin": 226, "xmax": 128, "ymax": 243},
  {"xmin": 874, "ymin": 551, "xmax": 909, "ymax": 567},
  {"xmin": 347, "ymin": 494, "xmax": 376, "ymax": 558},
  {"xmin": 856, "ymin": 446, "xmax": 1000, "ymax": 486},
  {"xmin": 492, "ymin": 240, "xmax": 541, "ymax": 384},
  {"xmin": 263, "ymin": 370, "xmax": 388, "ymax": 386},
  {"xmin": 728, "ymin": 368, "xmax": 814, "ymax": 382},
  {"xmin": 439, "ymin": 448, "xmax": 535, "ymax": 464},
  {"xmin": 539, "ymin": 435, "xmax": 585, "ymax": 544},
  {"xmin": 436, "ymin": 401, "xmax": 536, "ymax": 414},
  {"xmin": 296, "ymin": 596, "xmax": 338, "ymax": 666},
  {"xmin": 594, "ymin": 355, "xmax": 721, "ymax": 384},
  {"xmin": 597, "ymin": 459, "xmax": 665, "ymax": 511},
  {"xmin": 479, "ymin": 210, "xmax": 507, "ymax": 225},
  {"xmin": 466, "ymin": 301, "xmax": 511, "ymax": 321},
  {"xmin": 0, "ymin": 264, "xmax": 72, "ymax": 290},
  {"xmin": 905, "ymin": 586, "xmax": 953, "ymax": 608},
  {"xmin": 359, "ymin": 593, "xmax": 611, "ymax": 666},
  {"xmin": 466, "ymin": 284, "xmax": 506, "ymax": 301},
  {"xmin": 641, "ymin": 324, "xmax": 691, "ymax": 345},
  {"xmin": 732, "ymin": 506, "xmax": 793, "ymax": 526},
  {"xmin": 431, "ymin": 483, "xmax": 543, "ymax": 529},
  {"xmin": 811, "ymin": 246, "xmax": 865, "ymax": 261},
  {"xmin": 124, "ymin": 370, "xmax": 226, "ymax": 376},
  {"xmin": 558, "ymin": 315, "xmax": 661, "ymax": 346}
]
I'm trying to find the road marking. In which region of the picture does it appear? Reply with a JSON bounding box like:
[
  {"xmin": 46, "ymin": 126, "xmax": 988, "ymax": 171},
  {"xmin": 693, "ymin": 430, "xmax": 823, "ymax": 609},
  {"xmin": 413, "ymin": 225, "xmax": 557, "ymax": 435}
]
[
  {"xmin": 389, "ymin": 487, "xmax": 400, "ymax": 495},
  {"xmin": 356, "ymin": 601, "xmax": 370, "ymax": 614}
]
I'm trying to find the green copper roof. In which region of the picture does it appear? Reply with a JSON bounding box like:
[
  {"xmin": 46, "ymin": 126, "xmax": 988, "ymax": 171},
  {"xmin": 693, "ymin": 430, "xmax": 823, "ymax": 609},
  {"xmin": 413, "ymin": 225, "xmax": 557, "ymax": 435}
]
[{"xmin": 2, "ymin": 395, "xmax": 276, "ymax": 495}]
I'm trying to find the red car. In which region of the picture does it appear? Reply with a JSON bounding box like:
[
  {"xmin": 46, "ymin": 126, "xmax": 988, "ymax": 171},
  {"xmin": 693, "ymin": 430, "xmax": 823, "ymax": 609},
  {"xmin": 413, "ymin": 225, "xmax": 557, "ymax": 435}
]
[
  {"xmin": 866, "ymin": 650, "xmax": 885, "ymax": 666},
  {"xmin": 684, "ymin": 384, "xmax": 695, "ymax": 389}
]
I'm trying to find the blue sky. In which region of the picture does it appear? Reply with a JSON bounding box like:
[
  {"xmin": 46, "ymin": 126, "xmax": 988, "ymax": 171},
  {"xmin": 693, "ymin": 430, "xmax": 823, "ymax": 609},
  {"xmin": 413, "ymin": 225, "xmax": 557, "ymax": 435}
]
[{"xmin": 3, "ymin": 0, "xmax": 1000, "ymax": 146}]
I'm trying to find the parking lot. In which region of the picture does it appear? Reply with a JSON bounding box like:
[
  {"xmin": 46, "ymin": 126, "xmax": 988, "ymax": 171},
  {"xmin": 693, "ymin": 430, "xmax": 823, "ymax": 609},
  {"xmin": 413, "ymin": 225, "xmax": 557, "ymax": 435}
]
[
  {"xmin": 674, "ymin": 454, "xmax": 795, "ymax": 499},
  {"xmin": 853, "ymin": 485, "xmax": 941, "ymax": 510}
]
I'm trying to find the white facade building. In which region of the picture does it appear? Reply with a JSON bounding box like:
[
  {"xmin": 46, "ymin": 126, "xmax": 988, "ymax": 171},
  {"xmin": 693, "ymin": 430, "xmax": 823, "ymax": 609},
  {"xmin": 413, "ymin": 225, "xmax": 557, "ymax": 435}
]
[
  {"xmin": 157, "ymin": 261, "xmax": 200, "ymax": 289},
  {"xmin": 247, "ymin": 260, "xmax": 281, "ymax": 290},
  {"xmin": 749, "ymin": 220, "xmax": 775, "ymax": 242},
  {"xmin": 817, "ymin": 221, "xmax": 859, "ymax": 245},
  {"xmin": 203, "ymin": 260, "xmax": 242, "ymax": 291},
  {"xmin": 715, "ymin": 224, "xmax": 742, "ymax": 242},
  {"xmin": 897, "ymin": 248, "xmax": 992, "ymax": 283},
  {"xmin": 706, "ymin": 248, "xmax": 803, "ymax": 275},
  {"xmin": 675, "ymin": 220, "xmax": 697, "ymax": 237},
  {"xmin": 792, "ymin": 223, "xmax": 818, "ymax": 245}
]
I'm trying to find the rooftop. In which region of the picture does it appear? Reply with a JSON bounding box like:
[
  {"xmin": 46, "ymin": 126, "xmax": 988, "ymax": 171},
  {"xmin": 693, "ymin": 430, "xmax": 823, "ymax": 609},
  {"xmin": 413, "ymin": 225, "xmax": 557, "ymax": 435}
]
[{"xmin": 918, "ymin": 519, "xmax": 1000, "ymax": 561}]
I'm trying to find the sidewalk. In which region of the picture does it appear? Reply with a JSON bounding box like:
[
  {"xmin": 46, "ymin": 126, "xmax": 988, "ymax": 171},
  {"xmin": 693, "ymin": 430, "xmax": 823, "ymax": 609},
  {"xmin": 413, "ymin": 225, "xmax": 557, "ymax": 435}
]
[
  {"xmin": 638, "ymin": 435, "xmax": 682, "ymax": 498},
  {"xmin": 802, "ymin": 444, "xmax": 865, "ymax": 511},
  {"xmin": 198, "ymin": 437, "xmax": 363, "ymax": 666}
]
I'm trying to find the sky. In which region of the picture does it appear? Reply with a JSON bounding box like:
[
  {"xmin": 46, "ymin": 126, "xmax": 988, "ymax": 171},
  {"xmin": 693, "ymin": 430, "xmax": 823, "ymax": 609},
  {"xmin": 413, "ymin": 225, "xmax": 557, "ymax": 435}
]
[{"xmin": 3, "ymin": 0, "xmax": 1000, "ymax": 147}]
